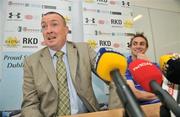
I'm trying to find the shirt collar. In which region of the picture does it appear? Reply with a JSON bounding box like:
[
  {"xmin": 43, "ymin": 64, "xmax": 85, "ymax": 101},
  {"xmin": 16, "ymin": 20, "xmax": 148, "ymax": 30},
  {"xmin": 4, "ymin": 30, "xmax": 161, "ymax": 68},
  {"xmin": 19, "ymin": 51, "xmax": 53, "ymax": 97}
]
[
  {"xmin": 127, "ymin": 55, "xmax": 133, "ymax": 64},
  {"xmin": 49, "ymin": 43, "xmax": 67, "ymax": 58}
]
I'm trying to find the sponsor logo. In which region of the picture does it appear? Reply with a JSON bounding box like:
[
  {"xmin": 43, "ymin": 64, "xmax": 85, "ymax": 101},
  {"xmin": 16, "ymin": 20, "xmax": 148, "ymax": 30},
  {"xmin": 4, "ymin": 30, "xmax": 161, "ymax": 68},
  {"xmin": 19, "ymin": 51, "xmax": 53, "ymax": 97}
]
[
  {"xmin": 22, "ymin": 37, "xmax": 38, "ymax": 48},
  {"xmin": 22, "ymin": 37, "xmax": 38, "ymax": 44},
  {"xmin": 109, "ymin": 0, "xmax": 122, "ymax": 5},
  {"xmin": 123, "ymin": 19, "xmax": 133, "ymax": 28},
  {"xmin": 22, "ymin": 45, "xmax": 38, "ymax": 48},
  {"xmin": 24, "ymin": 15, "xmax": 33, "ymax": 20},
  {"xmin": 132, "ymin": 62, "xmax": 153, "ymax": 71},
  {"xmin": 98, "ymin": 19, "xmax": 107, "ymax": 24},
  {"xmin": 97, "ymin": 9, "xmax": 121, "ymax": 15},
  {"xmin": 83, "ymin": 7, "xmax": 96, "ymax": 12},
  {"xmin": 99, "ymin": 40, "xmax": 111, "ymax": 46},
  {"xmin": 25, "ymin": 3, "xmax": 30, "ymax": 7},
  {"xmin": 110, "ymin": 0, "xmax": 130, "ymax": 7},
  {"xmin": 64, "ymin": 16, "xmax": 71, "ymax": 24},
  {"xmin": 18, "ymin": 26, "xmax": 41, "ymax": 33},
  {"xmin": 111, "ymin": 19, "xmax": 123, "ymax": 27},
  {"xmin": 113, "ymin": 43, "xmax": 120, "ymax": 48},
  {"xmin": 84, "ymin": 0, "xmax": 95, "ymax": 3},
  {"xmin": 84, "ymin": 18, "xmax": 96, "ymax": 25},
  {"xmin": 110, "ymin": 11, "xmax": 122, "ymax": 15},
  {"xmin": 121, "ymin": 1, "xmax": 130, "ymax": 7},
  {"xmin": 95, "ymin": 30, "xmax": 111, "ymax": 36},
  {"xmin": 9, "ymin": 12, "xmax": 21, "ymax": 18},
  {"xmin": 17, "ymin": 26, "xmax": 22, "ymax": 32},
  {"xmin": 97, "ymin": 0, "xmax": 108, "ymax": 5},
  {"xmin": 8, "ymin": 12, "xmax": 40, "ymax": 21},
  {"xmin": 85, "ymin": 18, "xmax": 95, "ymax": 23},
  {"xmin": 8, "ymin": 12, "xmax": 22, "ymax": 21},
  {"xmin": 5, "ymin": 36, "xmax": 20, "ymax": 47},
  {"xmin": 68, "ymin": 6, "xmax": 72, "ymax": 11},
  {"xmin": 96, "ymin": 9, "xmax": 109, "ymax": 14},
  {"xmin": 8, "ymin": 1, "xmax": 29, "ymax": 7},
  {"xmin": 94, "ymin": 30, "xmax": 126, "ymax": 36},
  {"xmin": 24, "ymin": 14, "xmax": 40, "ymax": 20},
  {"xmin": 86, "ymin": 39, "xmax": 97, "ymax": 49},
  {"xmin": 42, "ymin": 5, "xmax": 56, "ymax": 9},
  {"xmin": 111, "ymin": 19, "xmax": 122, "ymax": 25},
  {"xmin": 109, "ymin": 0, "xmax": 116, "ymax": 5}
]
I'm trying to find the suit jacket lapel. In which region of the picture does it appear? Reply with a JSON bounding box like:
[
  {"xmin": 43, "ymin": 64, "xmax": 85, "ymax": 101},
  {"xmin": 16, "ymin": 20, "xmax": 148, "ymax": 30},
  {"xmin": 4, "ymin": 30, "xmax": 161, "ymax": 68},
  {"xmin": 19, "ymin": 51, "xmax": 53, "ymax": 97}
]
[
  {"xmin": 40, "ymin": 47, "xmax": 58, "ymax": 94},
  {"xmin": 67, "ymin": 42, "xmax": 77, "ymax": 84}
]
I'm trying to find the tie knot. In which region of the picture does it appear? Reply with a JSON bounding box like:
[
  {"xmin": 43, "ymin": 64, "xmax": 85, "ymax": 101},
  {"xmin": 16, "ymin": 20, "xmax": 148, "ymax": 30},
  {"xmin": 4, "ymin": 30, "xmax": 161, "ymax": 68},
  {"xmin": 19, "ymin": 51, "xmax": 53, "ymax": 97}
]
[{"xmin": 55, "ymin": 51, "xmax": 64, "ymax": 59}]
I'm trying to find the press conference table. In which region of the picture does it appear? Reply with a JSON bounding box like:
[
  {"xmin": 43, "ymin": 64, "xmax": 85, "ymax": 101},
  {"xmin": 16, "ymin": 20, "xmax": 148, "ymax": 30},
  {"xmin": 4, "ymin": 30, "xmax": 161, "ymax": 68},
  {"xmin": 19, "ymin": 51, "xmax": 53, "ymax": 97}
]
[{"xmin": 61, "ymin": 103, "xmax": 161, "ymax": 117}]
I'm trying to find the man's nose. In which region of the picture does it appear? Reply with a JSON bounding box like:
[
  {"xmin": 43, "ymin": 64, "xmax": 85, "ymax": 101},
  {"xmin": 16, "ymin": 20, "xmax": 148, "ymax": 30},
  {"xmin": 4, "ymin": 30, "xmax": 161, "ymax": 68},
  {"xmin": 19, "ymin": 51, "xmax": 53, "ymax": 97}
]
[{"xmin": 45, "ymin": 26, "xmax": 53, "ymax": 33}]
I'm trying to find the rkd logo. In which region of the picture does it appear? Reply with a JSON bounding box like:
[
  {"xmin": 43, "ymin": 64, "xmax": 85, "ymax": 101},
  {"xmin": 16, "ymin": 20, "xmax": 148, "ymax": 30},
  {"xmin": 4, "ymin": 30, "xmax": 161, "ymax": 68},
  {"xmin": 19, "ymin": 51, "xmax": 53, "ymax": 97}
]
[
  {"xmin": 111, "ymin": 19, "xmax": 122, "ymax": 25},
  {"xmin": 23, "ymin": 37, "xmax": 38, "ymax": 44},
  {"xmin": 99, "ymin": 40, "xmax": 111, "ymax": 46}
]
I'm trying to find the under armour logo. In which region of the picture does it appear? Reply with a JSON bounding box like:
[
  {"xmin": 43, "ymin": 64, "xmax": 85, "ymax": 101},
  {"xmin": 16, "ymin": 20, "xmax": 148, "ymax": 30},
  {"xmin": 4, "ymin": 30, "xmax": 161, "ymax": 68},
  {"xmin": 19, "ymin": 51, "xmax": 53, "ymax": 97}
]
[
  {"xmin": 9, "ymin": 12, "xmax": 21, "ymax": 19},
  {"xmin": 18, "ymin": 26, "xmax": 22, "ymax": 32},
  {"xmin": 85, "ymin": 18, "xmax": 95, "ymax": 23}
]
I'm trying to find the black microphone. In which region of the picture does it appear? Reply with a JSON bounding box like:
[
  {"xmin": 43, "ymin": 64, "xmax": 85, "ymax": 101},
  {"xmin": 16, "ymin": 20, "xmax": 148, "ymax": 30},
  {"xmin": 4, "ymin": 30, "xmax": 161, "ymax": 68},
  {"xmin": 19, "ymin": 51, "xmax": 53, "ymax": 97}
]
[
  {"xmin": 165, "ymin": 57, "xmax": 180, "ymax": 84},
  {"xmin": 160, "ymin": 54, "xmax": 180, "ymax": 104},
  {"xmin": 166, "ymin": 57, "xmax": 180, "ymax": 108},
  {"xmin": 95, "ymin": 48, "xmax": 145, "ymax": 117}
]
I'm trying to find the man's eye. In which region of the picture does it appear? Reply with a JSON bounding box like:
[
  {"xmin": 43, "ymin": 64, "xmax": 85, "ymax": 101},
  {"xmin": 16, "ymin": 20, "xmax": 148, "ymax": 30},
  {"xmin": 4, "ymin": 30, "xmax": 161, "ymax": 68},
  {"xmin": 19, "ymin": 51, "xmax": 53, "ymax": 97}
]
[
  {"xmin": 52, "ymin": 23, "xmax": 58, "ymax": 26},
  {"xmin": 41, "ymin": 25, "xmax": 46, "ymax": 29},
  {"xmin": 140, "ymin": 42, "xmax": 146, "ymax": 46},
  {"xmin": 133, "ymin": 42, "xmax": 137, "ymax": 46}
]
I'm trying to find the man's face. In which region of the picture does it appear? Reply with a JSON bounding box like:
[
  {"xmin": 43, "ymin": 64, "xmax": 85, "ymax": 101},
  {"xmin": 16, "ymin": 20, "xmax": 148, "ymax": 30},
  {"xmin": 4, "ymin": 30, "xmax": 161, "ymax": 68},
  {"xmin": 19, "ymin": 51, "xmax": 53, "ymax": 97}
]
[
  {"xmin": 41, "ymin": 13, "xmax": 68, "ymax": 51},
  {"xmin": 130, "ymin": 37, "xmax": 148, "ymax": 57}
]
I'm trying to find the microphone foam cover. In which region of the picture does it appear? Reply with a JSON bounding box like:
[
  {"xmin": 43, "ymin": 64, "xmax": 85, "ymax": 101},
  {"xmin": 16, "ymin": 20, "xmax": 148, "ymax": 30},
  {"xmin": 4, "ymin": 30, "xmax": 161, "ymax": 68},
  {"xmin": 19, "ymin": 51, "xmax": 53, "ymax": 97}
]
[
  {"xmin": 159, "ymin": 54, "xmax": 173, "ymax": 71},
  {"xmin": 129, "ymin": 59, "xmax": 163, "ymax": 92},
  {"xmin": 166, "ymin": 58, "xmax": 180, "ymax": 84},
  {"xmin": 95, "ymin": 48, "xmax": 127, "ymax": 82}
]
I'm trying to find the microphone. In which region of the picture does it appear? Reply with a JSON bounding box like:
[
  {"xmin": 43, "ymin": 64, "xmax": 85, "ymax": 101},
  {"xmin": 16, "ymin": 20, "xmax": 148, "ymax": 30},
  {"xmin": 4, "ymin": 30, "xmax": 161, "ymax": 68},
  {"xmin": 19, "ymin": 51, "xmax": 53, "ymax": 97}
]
[
  {"xmin": 159, "ymin": 54, "xmax": 180, "ymax": 114},
  {"xmin": 159, "ymin": 54, "xmax": 180, "ymax": 84},
  {"xmin": 129, "ymin": 59, "xmax": 163, "ymax": 92},
  {"xmin": 129, "ymin": 59, "xmax": 180, "ymax": 116},
  {"xmin": 95, "ymin": 48, "xmax": 145, "ymax": 117}
]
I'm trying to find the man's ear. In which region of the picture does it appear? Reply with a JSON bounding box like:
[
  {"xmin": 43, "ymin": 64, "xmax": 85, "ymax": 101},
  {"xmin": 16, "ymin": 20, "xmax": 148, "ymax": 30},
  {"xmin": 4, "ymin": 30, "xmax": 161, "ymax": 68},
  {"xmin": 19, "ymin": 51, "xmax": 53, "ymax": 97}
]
[{"xmin": 65, "ymin": 26, "xmax": 69, "ymax": 34}]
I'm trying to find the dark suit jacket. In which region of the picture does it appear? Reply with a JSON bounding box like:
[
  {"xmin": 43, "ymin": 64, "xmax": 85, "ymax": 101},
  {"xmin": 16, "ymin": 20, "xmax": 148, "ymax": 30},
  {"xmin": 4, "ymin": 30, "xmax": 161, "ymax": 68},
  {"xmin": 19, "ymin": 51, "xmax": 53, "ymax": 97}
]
[{"xmin": 21, "ymin": 41, "xmax": 122, "ymax": 117}]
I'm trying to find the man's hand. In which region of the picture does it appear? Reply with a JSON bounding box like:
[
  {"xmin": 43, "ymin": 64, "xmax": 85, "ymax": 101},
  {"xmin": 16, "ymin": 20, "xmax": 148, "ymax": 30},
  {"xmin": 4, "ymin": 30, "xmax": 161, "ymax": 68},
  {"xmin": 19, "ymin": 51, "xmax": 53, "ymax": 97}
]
[{"xmin": 137, "ymin": 53, "xmax": 150, "ymax": 61}]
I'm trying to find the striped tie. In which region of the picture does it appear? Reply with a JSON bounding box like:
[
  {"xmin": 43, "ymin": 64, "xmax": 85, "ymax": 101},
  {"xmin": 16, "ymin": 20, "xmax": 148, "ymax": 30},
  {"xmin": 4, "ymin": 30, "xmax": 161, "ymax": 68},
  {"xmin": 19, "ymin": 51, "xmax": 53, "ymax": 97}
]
[{"xmin": 55, "ymin": 51, "xmax": 71, "ymax": 116}]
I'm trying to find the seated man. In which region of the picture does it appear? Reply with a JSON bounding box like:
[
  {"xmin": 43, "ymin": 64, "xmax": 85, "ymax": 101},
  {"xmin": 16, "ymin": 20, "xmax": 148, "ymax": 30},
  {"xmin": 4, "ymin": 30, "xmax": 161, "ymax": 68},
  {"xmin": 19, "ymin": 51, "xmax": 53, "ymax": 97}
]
[{"xmin": 126, "ymin": 32, "xmax": 160, "ymax": 105}]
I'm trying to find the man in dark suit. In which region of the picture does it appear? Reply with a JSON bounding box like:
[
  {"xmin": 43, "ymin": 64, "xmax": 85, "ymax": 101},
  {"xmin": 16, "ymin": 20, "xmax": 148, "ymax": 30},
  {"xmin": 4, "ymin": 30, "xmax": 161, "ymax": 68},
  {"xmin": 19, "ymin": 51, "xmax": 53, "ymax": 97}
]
[{"xmin": 21, "ymin": 12, "xmax": 122, "ymax": 117}]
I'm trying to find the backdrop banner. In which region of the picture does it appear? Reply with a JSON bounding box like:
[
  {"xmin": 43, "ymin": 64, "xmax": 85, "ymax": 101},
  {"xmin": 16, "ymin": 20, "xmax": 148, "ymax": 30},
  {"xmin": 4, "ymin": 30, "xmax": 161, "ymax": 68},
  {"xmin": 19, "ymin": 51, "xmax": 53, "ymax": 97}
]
[{"xmin": 0, "ymin": 0, "xmax": 72, "ymax": 116}]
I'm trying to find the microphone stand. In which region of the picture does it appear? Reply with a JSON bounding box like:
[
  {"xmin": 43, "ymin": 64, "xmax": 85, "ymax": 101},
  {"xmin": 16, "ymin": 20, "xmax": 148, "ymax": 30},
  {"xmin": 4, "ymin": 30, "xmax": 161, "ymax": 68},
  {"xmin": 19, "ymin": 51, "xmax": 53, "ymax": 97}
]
[
  {"xmin": 177, "ymin": 85, "xmax": 180, "ymax": 105},
  {"xmin": 160, "ymin": 104, "xmax": 171, "ymax": 117},
  {"xmin": 150, "ymin": 80, "xmax": 180, "ymax": 116},
  {"xmin": 110, "ymin": 69, "xmax": 145, "ymax": 117}
]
